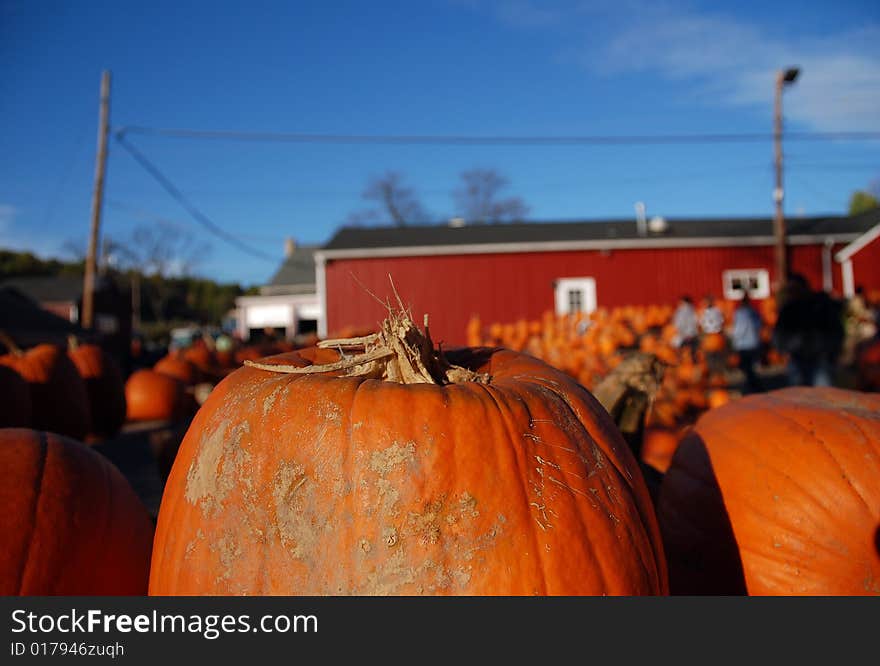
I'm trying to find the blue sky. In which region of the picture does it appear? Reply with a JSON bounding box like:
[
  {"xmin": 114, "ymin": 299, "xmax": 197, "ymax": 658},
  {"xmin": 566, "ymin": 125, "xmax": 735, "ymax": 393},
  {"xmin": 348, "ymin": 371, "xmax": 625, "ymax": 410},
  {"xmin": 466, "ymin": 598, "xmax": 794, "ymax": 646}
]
[{"xmin": 2, "ymin": 0, "xmax": 879, "ymax": 286}]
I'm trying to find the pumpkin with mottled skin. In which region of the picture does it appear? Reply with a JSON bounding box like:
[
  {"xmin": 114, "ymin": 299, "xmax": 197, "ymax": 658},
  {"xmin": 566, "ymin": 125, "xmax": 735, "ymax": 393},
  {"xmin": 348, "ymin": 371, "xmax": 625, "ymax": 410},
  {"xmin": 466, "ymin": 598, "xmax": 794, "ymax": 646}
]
[
  {"xmin": 149, "ymin": 338, "xmax": 667, "ymax": 595},
  {"xmin": 657, "ymin": 387, "xmax": 880, "ymax": 595},
  {"xmin": 0, "ymin": 428, "xmax": 154, "ymax": 595},
  {"xmin": 0, "ymin": 344, "xmax": 90, "ymax": 440}
]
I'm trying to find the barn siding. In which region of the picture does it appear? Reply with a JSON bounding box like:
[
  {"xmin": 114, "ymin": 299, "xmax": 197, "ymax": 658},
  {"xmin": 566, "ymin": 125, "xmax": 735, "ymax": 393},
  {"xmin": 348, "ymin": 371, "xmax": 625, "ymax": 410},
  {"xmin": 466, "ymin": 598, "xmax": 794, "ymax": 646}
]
[
  {"xmin": 324, "ymin": 244, "xmax": 838, "ymax": 345},
  {"xmin": 851, "ymin": 235, "xmax": 880, "ymax": 291}
]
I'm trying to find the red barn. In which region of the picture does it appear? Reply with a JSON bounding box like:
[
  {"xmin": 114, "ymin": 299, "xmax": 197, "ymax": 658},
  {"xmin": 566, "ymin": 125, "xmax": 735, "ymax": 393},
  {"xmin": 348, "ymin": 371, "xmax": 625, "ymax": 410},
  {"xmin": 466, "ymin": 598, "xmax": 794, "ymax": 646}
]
[
  {"xmin": 835, "ymin": 216, "xmax": 880, "ymax": 298},
  {"xmin": 315, "ymin": 211, "xmax": 880, "ymax": 346}
]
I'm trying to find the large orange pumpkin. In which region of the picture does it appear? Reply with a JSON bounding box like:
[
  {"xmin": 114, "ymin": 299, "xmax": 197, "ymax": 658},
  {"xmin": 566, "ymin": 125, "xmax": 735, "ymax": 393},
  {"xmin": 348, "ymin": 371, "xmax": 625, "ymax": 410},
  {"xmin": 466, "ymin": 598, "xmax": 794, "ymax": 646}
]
[
  {"xmin": 657, "ymin": 387, "xmax": 880, "ymax": 595},
  {"xmin": 68, "ymin": 341, "xmax": 127, "ymax": 441},
  {"xmin": 149, "ymin": 310, "xmax": 667, "ymax": 595},
  {"xmin": 0, "ymin": 343, "xmax": 90, "ymax": 440},
  {"xmin": 0, "ymin": 428, "xmax": 155, "ymax": 594},
  {"xmin": 125, "ymin": 369, "xmax": 188, "ymax": 423}
]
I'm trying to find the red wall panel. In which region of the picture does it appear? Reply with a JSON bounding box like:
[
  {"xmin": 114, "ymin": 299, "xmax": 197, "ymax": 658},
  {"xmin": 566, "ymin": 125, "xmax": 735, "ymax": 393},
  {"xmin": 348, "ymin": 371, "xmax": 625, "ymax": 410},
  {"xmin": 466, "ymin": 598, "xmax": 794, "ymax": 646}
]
[
  {"xmin": 325, "ymin": 244, "xmax": 833, "ymax": 346},
  {"xmin": 851, "ymin": 236, "xmax": 880, "ymax": 292}
]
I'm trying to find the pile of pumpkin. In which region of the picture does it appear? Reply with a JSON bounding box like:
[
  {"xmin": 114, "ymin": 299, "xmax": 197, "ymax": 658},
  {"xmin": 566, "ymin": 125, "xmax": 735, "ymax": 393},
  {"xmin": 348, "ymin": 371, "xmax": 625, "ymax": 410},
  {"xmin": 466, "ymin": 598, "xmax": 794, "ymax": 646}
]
[
  {"xmin": 467, "ymin": 299, "xmax": 785, "ymax": 462},
  {"xmin": 2, "ymin": 301, "xmax": 878, "ymax": 596},
  {"xmin": 128, "ymin": 333, "xmax": 322, "ymax": 423}
]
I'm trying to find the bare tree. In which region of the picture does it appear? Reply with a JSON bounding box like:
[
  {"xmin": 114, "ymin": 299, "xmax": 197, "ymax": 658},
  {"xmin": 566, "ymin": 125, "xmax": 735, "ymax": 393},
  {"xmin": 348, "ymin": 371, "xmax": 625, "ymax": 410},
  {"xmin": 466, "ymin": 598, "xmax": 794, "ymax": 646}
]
[
  {"xmin": 453, "ymin": 168, "xmax": 530, "ymax": 223},
  {"xmin": 347, "ymin": 171, "xmax": 429, "ymax": 226},
  {"xmin": 102, "ymin": 221, "xmax": 210, "ymax": 323}
]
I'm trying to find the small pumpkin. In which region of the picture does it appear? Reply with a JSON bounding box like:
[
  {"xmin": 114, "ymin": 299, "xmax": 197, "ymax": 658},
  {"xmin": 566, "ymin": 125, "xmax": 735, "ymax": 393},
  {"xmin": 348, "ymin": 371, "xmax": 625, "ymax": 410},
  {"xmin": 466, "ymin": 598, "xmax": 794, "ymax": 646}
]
[
  {"xmin": 657, "ymin": 387, "xmax": 880, "ymax": 595},
  {"xmin": 0, "ymin": 337, "xmax": 90, "ymax": 441},
  {"xmin": 640, "ymin": 427, "xmax": 682, "ymax": 474},
  {"xmin": 0, "ymin": 428, "xmax": 154, "ymax": 595},
  {"xmin": 125, "ymin": 369, "xmax": 188, "ymax": 423},
  {"xmin": 149, "ymin": 307, "xmax": 667, "ymax": 595},
  {"xmin": 700, "ymin": 333, "xmax": 727, "ymax": 353},
  {"xmin": 154, "ymin": 355, "xmax": 201, "ymax": 386},
  {"xmin": 183, "ymin": 343, "xmax": 215, "ymax": 374},
  {"xmin": 67, "ymin": 338, "xmax": 127, "ymax": 441}
]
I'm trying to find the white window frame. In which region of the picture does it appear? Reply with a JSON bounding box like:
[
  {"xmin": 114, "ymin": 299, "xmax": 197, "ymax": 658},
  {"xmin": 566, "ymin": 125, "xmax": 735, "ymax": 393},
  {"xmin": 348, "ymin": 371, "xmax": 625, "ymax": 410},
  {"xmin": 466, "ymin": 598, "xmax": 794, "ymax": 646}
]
[
  {"xmin": 554, "ymin": 277, "xmax": 597, "ymax": 316},
  {"xmin": 722, "ymin": 269, "xmax": 770, "ymax": 300}
]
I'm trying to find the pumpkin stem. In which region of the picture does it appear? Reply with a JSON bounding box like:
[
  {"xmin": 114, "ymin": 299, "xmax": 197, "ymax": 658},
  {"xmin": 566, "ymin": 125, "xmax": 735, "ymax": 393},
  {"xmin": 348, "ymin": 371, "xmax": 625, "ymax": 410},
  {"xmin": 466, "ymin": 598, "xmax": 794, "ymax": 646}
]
[
  {"xmin": 0, "ymin": 329, "xmax": 23, "ymax": 356},
  {"xmin": 592, "ymin": 352, "xmax": 665, "ymax": 457},
  {"xmin": 245, "ymin": 308, "xmax": 490, "ymax": 385}
]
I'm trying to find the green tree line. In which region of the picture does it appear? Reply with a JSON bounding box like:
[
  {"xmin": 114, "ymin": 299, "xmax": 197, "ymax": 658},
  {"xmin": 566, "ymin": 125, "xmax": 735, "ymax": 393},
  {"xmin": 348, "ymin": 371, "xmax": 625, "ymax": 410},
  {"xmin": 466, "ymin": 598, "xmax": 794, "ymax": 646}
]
[{"xmin": 0, "ymin": 247, "xmax": 256, "ymax": 327}]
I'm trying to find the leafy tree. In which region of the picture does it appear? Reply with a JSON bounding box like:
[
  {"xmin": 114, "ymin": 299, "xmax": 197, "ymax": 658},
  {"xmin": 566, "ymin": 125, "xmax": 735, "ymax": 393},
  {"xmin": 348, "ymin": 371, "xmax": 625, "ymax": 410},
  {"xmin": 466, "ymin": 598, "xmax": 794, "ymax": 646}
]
[
  {"xmin": 0, "ymin": 249, "xmax": 69, "ymax": 277},
  {"xmin": 849, "ymin": 189, "xmax": 879, "ymax": 216}
]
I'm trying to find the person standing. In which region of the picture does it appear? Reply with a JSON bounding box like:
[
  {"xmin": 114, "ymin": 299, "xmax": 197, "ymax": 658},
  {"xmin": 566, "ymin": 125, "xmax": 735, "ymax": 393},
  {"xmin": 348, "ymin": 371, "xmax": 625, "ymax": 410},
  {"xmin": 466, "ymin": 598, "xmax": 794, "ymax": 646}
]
[
  {"xmin": 841, "ymin": 285, "xmax": 878, "ymax": 365},
  {"xmin": 773, "ymin": 274, "xmax": 844, "ymax": 387},
  {"xmin": 699, "ymin": 295, "xmax": 725, "ymax": 336},
  {"xmin": 730, "ymin": 294, "xmax": 764, "ymax": 393},
  {"xmin": 672, "ymin": 295, "xmax": 699, "ymax": 355},
  {"xmin": 699, "ymin": 295, "xmax": 726, "ymax": 374}
]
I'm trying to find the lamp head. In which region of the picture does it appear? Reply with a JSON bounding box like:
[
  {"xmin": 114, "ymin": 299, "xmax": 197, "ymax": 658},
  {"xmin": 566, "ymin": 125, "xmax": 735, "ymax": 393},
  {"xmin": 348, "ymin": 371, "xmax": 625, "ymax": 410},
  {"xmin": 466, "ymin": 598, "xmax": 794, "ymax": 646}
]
[{"xmin": 782, "ymin": 67, "xmax": 800, "ymax": 84}]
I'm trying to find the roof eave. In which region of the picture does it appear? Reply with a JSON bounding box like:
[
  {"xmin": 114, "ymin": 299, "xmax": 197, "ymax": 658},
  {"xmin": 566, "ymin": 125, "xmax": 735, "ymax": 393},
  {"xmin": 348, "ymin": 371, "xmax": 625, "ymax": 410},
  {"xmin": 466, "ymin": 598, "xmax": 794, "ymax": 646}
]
[{"xmin": 316, "ymin": 233, "xmax": 864, "ymax": 261}]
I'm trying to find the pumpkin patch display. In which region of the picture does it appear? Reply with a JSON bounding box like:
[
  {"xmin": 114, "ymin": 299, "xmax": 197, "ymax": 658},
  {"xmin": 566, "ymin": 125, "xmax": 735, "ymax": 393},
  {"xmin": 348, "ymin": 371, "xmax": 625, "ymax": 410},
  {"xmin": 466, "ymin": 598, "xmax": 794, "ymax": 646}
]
[
  {"xmin": 149, "ymin": 308, "xmax": 668, "ymax": 595},
  {"xmin": 657, "ymin": 387, "xmax": 880, "ymax": 595},
  {"xmin": 0, "ymin": 428, "xmax": 154, "ymax": 595}
]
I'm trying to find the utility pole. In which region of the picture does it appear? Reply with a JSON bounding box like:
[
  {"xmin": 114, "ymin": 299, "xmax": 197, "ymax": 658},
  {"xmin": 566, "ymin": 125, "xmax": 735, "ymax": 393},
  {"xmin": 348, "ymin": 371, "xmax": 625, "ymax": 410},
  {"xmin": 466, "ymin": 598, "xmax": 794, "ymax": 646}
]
[
  {"xmin": 82, "ymin": 70, "xmax": 111, "ymax": 329},
  {"xmin": 772, "ymin": 67, "xmax": 800, "ymax": 292}
]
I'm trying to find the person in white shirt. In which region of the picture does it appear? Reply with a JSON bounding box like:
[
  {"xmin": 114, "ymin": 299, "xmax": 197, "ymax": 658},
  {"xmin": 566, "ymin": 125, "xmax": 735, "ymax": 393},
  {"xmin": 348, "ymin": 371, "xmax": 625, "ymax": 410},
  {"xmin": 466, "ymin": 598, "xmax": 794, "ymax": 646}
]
[
  {"xmin": 700, "ymin": 295, "xmax": 724, "ymax": 335},
  {"xmin": 672, "ymin": 295, "xmax": 699, "ymax": 354}
]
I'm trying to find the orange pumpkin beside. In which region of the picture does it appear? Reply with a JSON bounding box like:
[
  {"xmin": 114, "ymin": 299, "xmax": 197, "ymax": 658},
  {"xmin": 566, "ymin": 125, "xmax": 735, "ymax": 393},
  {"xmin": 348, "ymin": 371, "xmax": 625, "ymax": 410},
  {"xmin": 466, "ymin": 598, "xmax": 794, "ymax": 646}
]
[
  {"xmin": 0, "ymin": 428, "xmax": 154, "ymax": 595},
  {"xmin": 657, "ymin": 387, "xmax": 880, "ymax": 595}
]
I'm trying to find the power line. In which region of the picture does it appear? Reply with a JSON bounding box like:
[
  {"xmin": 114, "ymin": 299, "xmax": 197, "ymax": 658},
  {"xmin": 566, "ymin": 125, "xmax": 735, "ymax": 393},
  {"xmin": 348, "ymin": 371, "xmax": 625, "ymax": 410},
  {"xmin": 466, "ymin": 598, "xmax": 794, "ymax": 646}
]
[
  {"xmin": 41, "ymin": 123, "xmax": 92, "ymax": 229},
  {"xmin": 114, "ymin": 134, "xmax": 279, "ymax": 263},
  {"xmin": 107, "ymin": 199, "xmax": 285, "ymax": 243},
  {"xmin": 114, "ymin": 126, "xmax": 880, "ymax": 146}
]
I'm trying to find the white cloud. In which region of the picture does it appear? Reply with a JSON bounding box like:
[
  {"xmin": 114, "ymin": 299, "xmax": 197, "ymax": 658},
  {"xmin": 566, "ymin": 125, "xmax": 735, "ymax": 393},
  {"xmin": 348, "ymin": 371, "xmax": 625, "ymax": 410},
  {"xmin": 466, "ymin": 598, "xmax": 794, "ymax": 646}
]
[
  {"xmin": 592, "ymin": 7, "xmax": 880, "ymax": 131},
  {"xmin": 469, "ymin": 1, "xmax": 880, "ymax": 131}
]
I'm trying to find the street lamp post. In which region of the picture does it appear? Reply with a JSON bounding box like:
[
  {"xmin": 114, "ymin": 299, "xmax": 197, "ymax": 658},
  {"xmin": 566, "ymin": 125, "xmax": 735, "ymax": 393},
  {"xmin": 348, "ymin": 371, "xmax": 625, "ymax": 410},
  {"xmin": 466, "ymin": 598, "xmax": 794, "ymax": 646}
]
[{"xmin": 773, "ymin": 66, "xmax": 800, "ymax": 292}]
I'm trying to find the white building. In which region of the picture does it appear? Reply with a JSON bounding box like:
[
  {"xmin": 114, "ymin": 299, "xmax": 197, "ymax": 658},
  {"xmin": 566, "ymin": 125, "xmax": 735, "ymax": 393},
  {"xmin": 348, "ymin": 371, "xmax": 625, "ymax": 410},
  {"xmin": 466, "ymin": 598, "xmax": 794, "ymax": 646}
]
[{"xmin": 234, "ymin": 239, "xmax": 321, "ymax": 342}]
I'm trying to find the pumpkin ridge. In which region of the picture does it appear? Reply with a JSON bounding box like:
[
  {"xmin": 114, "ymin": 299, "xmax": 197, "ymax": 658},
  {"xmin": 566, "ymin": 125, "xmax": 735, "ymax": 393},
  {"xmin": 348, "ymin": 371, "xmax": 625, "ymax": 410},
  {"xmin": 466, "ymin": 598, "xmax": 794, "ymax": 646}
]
[
  {"xmin": 707, "ymin": 417, "xmax": 841, "ymax": 524},
  {"xmin": 471, "ymin": 380, "xmax": 551, "ymax": 595},
  {"xmin": 526, "ymin": 375, "xmax": 667, "ymax": 591},
  {"xmin": 735, "ymin": 401, "xmax": 879, "ymax": 520},
  {"xmin": 16, "ymin": 429, "xmax": 49, "ymax": 595},
  {"xmin": 812, "ymin": 428, "xmax": 875, "ymax": 518}
]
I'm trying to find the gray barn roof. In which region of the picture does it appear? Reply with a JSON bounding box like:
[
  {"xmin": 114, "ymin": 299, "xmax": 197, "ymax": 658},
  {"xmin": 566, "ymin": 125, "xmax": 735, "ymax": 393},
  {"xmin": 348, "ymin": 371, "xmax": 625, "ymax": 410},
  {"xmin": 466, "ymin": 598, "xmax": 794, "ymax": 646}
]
[
  {"xmin": 262, "ymin": 244, "xmax": 319, "ymax": 295},
  {"xmin": 322, "ymin": 210, "xmax": 880, "ymax": 252}
]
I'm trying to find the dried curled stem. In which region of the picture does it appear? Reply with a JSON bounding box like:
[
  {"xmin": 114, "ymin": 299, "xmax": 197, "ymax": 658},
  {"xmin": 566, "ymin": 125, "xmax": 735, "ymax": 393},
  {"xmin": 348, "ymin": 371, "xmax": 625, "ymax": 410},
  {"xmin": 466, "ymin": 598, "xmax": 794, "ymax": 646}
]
[{"xmin": 245, "ymin": 307, "xmax": 490, "ymax": 386}]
